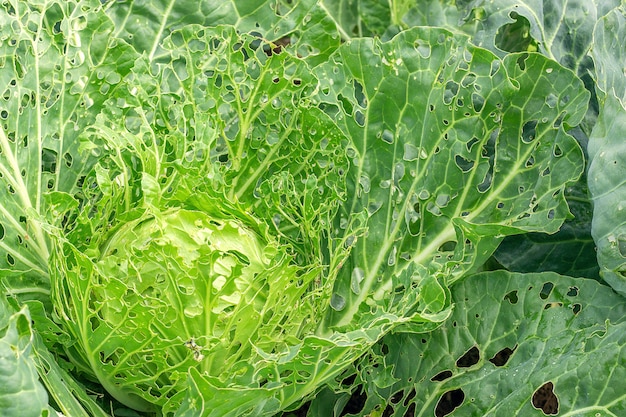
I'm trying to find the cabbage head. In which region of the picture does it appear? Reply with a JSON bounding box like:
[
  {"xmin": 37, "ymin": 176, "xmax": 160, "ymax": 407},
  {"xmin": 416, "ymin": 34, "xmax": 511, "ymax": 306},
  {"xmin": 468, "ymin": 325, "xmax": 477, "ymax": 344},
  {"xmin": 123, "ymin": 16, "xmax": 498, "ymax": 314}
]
[{"xmin": 51, "ymin": 205, "xmax": 320, "ymax": 412}]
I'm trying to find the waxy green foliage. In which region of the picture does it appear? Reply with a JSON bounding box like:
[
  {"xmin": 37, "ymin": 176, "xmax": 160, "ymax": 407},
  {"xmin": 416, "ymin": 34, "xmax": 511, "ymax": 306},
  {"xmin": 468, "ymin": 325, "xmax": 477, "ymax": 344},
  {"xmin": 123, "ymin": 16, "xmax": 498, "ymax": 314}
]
[{"xmin": 0, "ymin": 1, "xmax": 625, "ymax": 416}]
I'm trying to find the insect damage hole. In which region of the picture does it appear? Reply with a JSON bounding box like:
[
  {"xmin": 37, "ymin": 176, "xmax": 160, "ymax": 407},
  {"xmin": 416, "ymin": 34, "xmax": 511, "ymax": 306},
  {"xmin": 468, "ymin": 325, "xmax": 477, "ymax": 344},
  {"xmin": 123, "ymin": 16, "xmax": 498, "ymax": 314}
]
[
  {"xmin": 456, "ymin": 346, "xmax": 480, "ymax": 368},
  {"xmin": 435, "ymin": 389, "xmax": 465, "ymax": 417},
  {"xmin": 431, "ymin": 370, "xmax": 453, "ymax": 382},
  {"xmin": 532, "ymin": 381, "xmax": 559, "ymax": 415},
  {"xmin": 488, "ymin": 345, "xmax": 517, "ymax": 366}
]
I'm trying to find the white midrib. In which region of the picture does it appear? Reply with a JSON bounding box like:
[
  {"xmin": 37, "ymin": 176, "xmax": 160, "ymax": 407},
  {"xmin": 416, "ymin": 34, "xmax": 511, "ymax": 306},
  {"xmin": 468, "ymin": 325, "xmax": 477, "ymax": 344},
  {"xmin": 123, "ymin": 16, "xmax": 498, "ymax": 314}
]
[{"xmin": 148, "ymin": 0, "xmax": 176, "ymax": 61}]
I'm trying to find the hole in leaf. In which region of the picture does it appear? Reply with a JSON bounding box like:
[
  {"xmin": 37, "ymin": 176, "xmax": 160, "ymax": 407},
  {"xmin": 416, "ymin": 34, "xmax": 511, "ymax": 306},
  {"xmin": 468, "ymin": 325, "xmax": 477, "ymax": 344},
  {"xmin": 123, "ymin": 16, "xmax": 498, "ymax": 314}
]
[
  {"xmin": 489, "ymin": 346, "xmax": 517, "ymax": 366},
  {"xmin": 572, "ymin": 303, "xmax": 581, "ymax": 315},
  {"xmin": 532, "ymin": 382, "xmax": 559, "ymax": 415},
  {"xmin": 403, "ymin": 388, "xmax": 416, "ymax": 406},
  {"xmin": 516, "ymin": 53, "xmax": 529, "ymax": 70},
  {"xmin": 435, "ymin": 389, "xmax": 465, "ymax": 417},
  {"xmin": 544, "ymin": 302, "xmax": 562, "ymax": 310},
  {"xmin": 456, "ymin": 346, "xmax": 480, "ymax": 368},
  {"xmin": 495, "ymin": 12, "xmax": 538, "ymax": 53},
  {"xmin": 566, "ymin": 286, "xmax": 579, "ymax": 297},
  {"xmin": 471, "ymin": 93, "xmax": 484, "ymax": 112},
  {"xmin": 342, "ymin": 387, "xmax": 366, "ymax": 415},
  {"xmin": 504, "ymin": 290, "xmax": 518, "ymax": 304},
  {"xmin": 455, "ymin": 155, "xmax": 474, "ymax": 172},
  {"xmin": 461, "ymin": 72, "xmax": 476, "ymax": 87},
  {"xmin": 403, "ymin": 402, "xmax": 416, "ymax": 417},
  {"xmin": 466, "ymin": 137, "xmax": 479, "ymax": 151},
  {"xmin": 522, "ymin": 120, "xmax": 538, "ymax": 143},
  {"xmin": 443, "ymin": 81, "xmax": 459, "ymax": 105},
  {"xmin": 539, "ymin": 282, "xmax": 554, "ymax": 300},
  {"xmin": 439, "ymin": 241, "xmax": 457, "ymax": 252},
  {"xmin": 618, "ymin": 235, "xmax": 626, "ymax": 257},
  {"xmin": 431, "ymin": 370, "xmax": 453, "ymax": 382},
  {"xmin": 477, "ymin": 170, "xmax": 492, "ymax": 192},
  {"xmin": 553, "ymin": 144, "xmax": 563, "ymax": 157},
  {"xmin": 390, "ymin": 390, "xmax": 403, "ymax": 404},
  {"xmin": 0, "ymin": 223, "xmax": 3, "ymax": 239}
]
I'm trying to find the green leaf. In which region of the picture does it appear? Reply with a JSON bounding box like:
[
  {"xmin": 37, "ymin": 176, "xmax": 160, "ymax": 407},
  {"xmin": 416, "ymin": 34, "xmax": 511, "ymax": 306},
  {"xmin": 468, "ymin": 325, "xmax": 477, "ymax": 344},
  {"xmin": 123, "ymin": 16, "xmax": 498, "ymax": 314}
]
[
  {"xmin": 50, "ymin": 25, "xmax": 369, "ymax": 415},
  {"xmin": 0, "ymin": 0, "xmax": 136, "ymax": 288},
  {"xmin": 314, "ymin": 28, "xmax": 588, "ymax": 330},
  {"xmin": 592, "ymin": 5, "xmax": 626, "ymax": 110},
  {"xmin": 588, "ymin": 93, "xmax": 626, "ymax": 295},
  {"xmin": 586, "ymin": 6, "xmax": 626, "ymax": 295},
  {"xmin": 0, "ymin": 300, "xmax": 49, "ymax": 417},
  {"xmin": 360, "ymin": 271, "xmax": 626, "ymax": 416},
  {"xmin": 407, "ymin": 0, "xmax": 621, "ymax": 76},
  {"xmin": 494, "ymin": 176, "xmax": 599, "ymax": 279},
  {"xmin": 105, "ymin": 0, "xmax": 342, "ymax": 65}
]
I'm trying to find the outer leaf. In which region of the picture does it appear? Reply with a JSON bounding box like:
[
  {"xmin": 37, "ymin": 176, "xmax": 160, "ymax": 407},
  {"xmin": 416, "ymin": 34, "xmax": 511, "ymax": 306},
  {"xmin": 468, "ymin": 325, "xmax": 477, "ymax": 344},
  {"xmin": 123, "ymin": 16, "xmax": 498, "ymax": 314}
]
[
  {"xmin": 0, "ymin": 300, "xmax": 49, "ymax": 417},
  {"xmin": 0, "ymin": 0, "xmax": 136, "ymax": 288},
  {"xmin": 406, "ymin": 0, "xmax": 621, "ymax": 77},
  {"xmin": 314, "ymin": 28, "xmax": 588, "ymax": 330},
  {"xmin": 592, "ymin": 5, "xmax": 626, "ymax": 110},
  {"xmin": 360, "ymin": 271, "xmax": 626, "ymax": 417},
  {"xmin": 587, "ymin": 94, "xmax": 626, "ymax": 295},
  {"xmin": 104, "ymin": 0, "xmax": 342, "ymax": 65},
  {"xmin": 587, "ymin": 6, "xmax": 626, "ymax": 295},
  {"xmin": 494, "ymin": 176, "xmax": 599, "ymax": 279}
]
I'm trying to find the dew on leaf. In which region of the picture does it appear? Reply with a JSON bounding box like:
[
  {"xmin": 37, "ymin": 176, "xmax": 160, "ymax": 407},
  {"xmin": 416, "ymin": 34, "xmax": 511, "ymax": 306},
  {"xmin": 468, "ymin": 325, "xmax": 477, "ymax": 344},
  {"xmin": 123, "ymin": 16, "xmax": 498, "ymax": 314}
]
[
  {"xmin": 435, "ymin": 389, "xmax": 465, "ymax": 417},
  {"xmin": 532, "ymin": 382, "xmax": 559, "ymax": 415}
]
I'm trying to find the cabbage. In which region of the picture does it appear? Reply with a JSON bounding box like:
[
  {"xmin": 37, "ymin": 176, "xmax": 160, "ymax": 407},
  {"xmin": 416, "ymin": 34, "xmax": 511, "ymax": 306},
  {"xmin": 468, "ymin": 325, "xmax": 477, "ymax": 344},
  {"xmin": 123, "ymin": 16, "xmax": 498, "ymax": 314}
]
[
  {"xmin": 52, "ymin": 206, "xmax": 320, "ymax": 411},
  {"xmin": 3, "ymin": 1, "xmax": 619, "ymax": 416}
]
